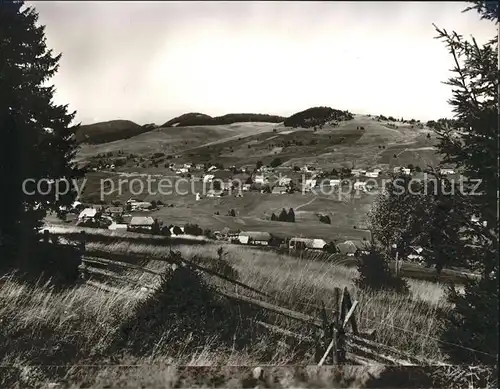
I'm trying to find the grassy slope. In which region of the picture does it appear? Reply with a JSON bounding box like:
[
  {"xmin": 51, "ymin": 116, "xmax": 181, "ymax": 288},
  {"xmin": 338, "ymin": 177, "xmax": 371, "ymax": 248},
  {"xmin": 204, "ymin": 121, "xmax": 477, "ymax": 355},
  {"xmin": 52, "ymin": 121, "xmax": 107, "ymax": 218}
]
[
  {"xmin": 1, "ymin": 239, "xmax": 455, "ymax": 387},
  {"xmin": 76, "ymin": 122, "xmax": 277, "ymax": 162}
]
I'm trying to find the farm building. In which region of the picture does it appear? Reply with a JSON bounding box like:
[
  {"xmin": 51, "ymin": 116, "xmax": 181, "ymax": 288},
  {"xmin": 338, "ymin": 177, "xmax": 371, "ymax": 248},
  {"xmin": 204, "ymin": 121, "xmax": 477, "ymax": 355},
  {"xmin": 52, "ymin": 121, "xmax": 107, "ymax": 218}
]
[
  {"xmin": 365, "ymin": 171, "xmax": 379, "ymax": 178},
  {"xmin": 105, "ymin": 206, "xmax": 123, "ymax": 216},
  {"xmin": 336, "ymin": 241, "xmax": 358, "ymax": 256},
  {"xmin": 271, "ymin": 186, "xmax": 287, "ymax": 194},
  {"xmin": 131, "ymin": 202, "xmax": 152, "ymax": 211},
  {"xmin": 108, "ymin": 222, "xmax": 128, "ymax": 231},
  {"xmin": 289, "ymin": 237, "xmax": 327, "ymax": 250},
  {"xmin": 78, "ymin": 208, "xmax": 97, "ymax": 221},
  {"xmin": 329, "ymin": 179, "xmax": 341, "ymax": 187},
  {"xmin": 128, "ymin": 216, "xmax": 155, "ymax": 232},
  {"xmin": 238, "ymin": 231, "xmax": 271, "ymax": 246}
]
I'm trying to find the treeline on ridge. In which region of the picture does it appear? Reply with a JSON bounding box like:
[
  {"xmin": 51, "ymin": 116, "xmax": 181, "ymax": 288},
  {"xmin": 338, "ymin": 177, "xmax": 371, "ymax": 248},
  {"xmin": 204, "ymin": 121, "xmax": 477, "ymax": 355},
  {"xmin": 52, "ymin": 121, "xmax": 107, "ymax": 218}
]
[
  {"xmin": 162, "ymin": 112, "xmax": 286, "ymax": 127},
  {"xmin": 283, "ymin": 106, "xmax": 354, "ymax": 128}
]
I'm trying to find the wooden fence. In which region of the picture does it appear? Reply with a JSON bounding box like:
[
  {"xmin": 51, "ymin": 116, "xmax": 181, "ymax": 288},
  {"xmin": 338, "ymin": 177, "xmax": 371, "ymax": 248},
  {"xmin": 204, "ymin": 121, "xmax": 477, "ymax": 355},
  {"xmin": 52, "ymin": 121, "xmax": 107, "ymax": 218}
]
[{"xmin": 43, "ymin": 230, "xmax": 447, "ymax": 367}]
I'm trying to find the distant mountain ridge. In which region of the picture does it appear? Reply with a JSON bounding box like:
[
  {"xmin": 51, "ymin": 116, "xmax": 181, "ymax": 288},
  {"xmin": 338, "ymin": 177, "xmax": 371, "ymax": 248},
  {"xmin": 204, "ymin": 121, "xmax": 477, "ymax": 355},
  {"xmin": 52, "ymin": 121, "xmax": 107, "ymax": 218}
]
[
  {"xmin": 75, "ymin": 107, "xmax": 353, "ymax": 145},
  {"xmin": 161, "ymin": 112, "xmax": 285, "ymax": 128}
]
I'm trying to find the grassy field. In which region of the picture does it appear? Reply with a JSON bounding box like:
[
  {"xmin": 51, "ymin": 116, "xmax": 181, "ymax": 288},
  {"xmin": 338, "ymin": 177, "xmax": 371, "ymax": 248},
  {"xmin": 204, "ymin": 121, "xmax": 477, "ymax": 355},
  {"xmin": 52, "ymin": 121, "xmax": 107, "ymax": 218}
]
[{"xmin": 1, "ymin": 236, "xmax": 462, "ymax": 387}]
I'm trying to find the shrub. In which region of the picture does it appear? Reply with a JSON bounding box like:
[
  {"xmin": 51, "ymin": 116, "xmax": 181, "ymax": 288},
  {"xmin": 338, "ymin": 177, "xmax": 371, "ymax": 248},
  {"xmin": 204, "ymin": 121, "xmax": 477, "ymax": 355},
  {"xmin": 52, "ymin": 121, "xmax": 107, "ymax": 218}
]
[
  {"xmin": 184, "ymin": 223, "xmax": 203, "ymax": 236},
  {"xmin": 116, "ymin": 251, "xmax": 248, "ymax": 356},
  {"xmin": 356, "ymin": 246, "xmax": 409, "ymax": 294},
  {"xmin": 439, "ymin": 277, "xmax": 498, "ymax": 364},
  {"xmin": 270, "ymin": 158, "xmax": 282, "ymax": 168},
  {"xmin": 319, "ymin": 215, "xmax": 331, "ymax": 224}
]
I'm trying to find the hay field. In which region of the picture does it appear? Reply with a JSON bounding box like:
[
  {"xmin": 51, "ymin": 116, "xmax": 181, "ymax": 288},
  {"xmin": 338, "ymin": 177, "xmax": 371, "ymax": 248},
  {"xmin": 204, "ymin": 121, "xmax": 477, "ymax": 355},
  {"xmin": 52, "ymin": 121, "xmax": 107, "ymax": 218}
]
[{"xmin": 0, "ymin": 238, "xmax": 454, "ymax": 387}]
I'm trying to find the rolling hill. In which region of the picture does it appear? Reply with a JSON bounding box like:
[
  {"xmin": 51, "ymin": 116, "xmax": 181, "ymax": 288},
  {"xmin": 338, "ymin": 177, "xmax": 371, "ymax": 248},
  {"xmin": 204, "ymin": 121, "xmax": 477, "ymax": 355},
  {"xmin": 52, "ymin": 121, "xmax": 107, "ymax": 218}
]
[
  {"xmin": 162, "ymin": 112, "xmax": 285, "ymax": 127},
  {"xmin": 75, "ymin": 120, "xmax": 154, "ymax": 144}
]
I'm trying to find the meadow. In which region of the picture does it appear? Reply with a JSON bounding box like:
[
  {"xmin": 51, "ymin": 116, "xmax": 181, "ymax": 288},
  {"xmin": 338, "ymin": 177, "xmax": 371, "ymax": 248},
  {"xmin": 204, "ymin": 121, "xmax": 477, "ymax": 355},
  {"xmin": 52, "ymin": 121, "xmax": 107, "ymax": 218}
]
[{"xmin": 0, "ymin": 237, "xmax": 459, "ymax": 388}]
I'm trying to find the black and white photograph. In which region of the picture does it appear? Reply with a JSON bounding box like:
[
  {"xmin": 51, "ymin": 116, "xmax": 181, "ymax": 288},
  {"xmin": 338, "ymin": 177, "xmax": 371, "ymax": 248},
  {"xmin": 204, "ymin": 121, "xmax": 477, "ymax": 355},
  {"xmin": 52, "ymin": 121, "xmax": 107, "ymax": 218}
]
[{"xmin": 0, "ymin": 1, "xmax": 498, "ymax": 388}]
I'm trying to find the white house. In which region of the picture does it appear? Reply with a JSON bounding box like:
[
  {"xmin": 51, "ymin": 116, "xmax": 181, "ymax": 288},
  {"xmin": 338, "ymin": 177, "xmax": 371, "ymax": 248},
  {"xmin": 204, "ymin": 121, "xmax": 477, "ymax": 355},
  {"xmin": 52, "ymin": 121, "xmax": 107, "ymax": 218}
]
[
  {"xmin": 393, "ymin": 166, "xmax": 402, "ymax": 173},
  {"xmin": 78, "ymin": 208, "xmax": 97, "ymax": 221},
  {"xmin": 365, "ymin": 171, "xmax": 379, "ymax": 178},
  {"xmin": 289, "ymin": 237, "xmax": 327, "ymax": 250},
  {"xmin": 238, "ymin": 231, "xmax": 271, "ymax": 246},
  {"xmin": 254, "ymin": 175, "xmax": 266, "ymax": 185},
  {"xmin": 203, "ymin": 174, "xmax": 215, "ymax": 183},
  {"xmin": 131, "ymin": 201, "xmax": 152, "ymax": 211},
  {"xmin": 176, "ymin": 167, "xmax": 189, "ymax": 174},
  {"xmin": 108, "ymin": 222, "xmax": 128, "ymax": 231},
  {"xmin": 401, "ymin": 168, "xmax": 411, "ymax": 175},
  {"xmin": 440, "ymin": 168, "xmax": 455, "ymax": 175},
  {"xmin": 329, "ymin": 179, "xmax": 341, "ymax": 187},
  {"xmin": 195, "ymin": 193, "xmax": 201, "ymax": 201},
  {"xmin": 183, "ymin": 163, "xmax": 192, "ymax": 169}
]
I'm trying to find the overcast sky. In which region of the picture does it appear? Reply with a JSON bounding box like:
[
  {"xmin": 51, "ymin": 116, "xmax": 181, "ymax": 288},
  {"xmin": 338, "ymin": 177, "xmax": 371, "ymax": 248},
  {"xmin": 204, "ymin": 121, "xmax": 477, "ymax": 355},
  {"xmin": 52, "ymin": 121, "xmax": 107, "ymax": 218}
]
[{"xmin": 30, "ymin": 1, "xmax": 496, "ymax": 125}]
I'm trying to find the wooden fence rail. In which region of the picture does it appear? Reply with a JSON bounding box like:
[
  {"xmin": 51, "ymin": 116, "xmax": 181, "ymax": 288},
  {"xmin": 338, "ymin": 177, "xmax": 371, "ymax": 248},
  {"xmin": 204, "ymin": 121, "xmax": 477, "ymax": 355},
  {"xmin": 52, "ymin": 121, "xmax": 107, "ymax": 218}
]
[{"xmin": 44, "ymin": 230, "xmax": 446, "ymax": 367}]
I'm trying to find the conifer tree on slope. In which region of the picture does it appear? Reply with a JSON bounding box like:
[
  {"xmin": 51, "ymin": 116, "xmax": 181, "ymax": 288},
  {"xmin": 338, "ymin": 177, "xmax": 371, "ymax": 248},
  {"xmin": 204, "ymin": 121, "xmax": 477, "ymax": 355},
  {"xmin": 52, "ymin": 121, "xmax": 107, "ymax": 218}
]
[
  {"xmin": 0, "ymin": 1, "xmax": 83, "ymax": 269},
  {"xmin": 433, "ymin": 1, "xmax": 498, "ymax": 364}
]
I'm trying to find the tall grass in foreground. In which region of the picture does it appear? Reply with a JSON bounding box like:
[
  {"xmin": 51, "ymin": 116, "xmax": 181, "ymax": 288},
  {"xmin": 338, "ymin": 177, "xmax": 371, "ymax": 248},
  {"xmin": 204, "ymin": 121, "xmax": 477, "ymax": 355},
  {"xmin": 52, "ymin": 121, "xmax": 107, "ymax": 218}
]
[
  {"xmin": 84, "ymin": 241, "xmax": 452, "ymax": 361},
  {"xmin": 1, "ymin": 241, "xmax": 454, "ymax": 387}
]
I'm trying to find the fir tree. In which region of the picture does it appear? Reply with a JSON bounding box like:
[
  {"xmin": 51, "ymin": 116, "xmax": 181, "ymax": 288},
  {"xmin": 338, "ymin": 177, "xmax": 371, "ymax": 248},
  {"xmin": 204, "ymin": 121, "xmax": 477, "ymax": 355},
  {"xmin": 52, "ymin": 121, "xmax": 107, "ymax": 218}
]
[
  {"xmin": 0, "ymin": 1, "xmax": 83, "ymax": 270},
  {"xmin": 287, "ymin": 208, "xmax": 295, "ymax": 222},
  {"xmin": 278, "ymin": 208, "xmax": 288, "ymax": 222},
  {"xmin": 432, "ymin": 1, "xmax": 498, "ymax": 364}
]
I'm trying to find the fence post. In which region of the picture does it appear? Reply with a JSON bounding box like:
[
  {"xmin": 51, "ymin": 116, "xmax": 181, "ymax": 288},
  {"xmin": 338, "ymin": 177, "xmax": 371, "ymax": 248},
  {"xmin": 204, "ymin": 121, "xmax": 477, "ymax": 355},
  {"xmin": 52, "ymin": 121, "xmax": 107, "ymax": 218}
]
[
  {"xmin": 340, "ymin": 287, "xmax": 358, "ymax": 335},
  {"xmin": 318, "ymin": 287, "xmax": 341, "ymax": 366},
  {"xmin": 79, "ymin": 231, "xmax": 86, "ymax": 254}
]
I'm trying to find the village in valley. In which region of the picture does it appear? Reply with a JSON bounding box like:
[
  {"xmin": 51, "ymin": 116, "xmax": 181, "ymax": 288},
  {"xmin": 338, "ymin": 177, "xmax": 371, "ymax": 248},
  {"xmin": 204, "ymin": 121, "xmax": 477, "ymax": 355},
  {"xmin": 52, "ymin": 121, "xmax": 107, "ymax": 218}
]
[
  {"xmin": 2, "ymin": 1, "xmax": 497, "ymax": 388},
  {"xmin": 62, "ymin": 153, "xmax": 457, "ymax": 261}
]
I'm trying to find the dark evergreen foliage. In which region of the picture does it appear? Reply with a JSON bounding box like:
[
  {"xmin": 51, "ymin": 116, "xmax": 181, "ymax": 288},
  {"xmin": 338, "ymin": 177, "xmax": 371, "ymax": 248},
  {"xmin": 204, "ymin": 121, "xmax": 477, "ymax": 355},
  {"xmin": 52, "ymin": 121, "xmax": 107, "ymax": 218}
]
[{"xmin": 0, "ymin": 1, "xmax": 84, "ymax": 273}]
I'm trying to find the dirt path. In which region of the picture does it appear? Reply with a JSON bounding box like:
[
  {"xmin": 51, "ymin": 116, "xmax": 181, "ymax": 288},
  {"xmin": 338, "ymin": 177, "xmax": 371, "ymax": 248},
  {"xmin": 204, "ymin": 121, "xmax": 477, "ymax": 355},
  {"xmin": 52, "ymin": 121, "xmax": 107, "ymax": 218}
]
[{"xmin": 295, "ymin": 197, "xmax": 317, "ymax": 211}]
